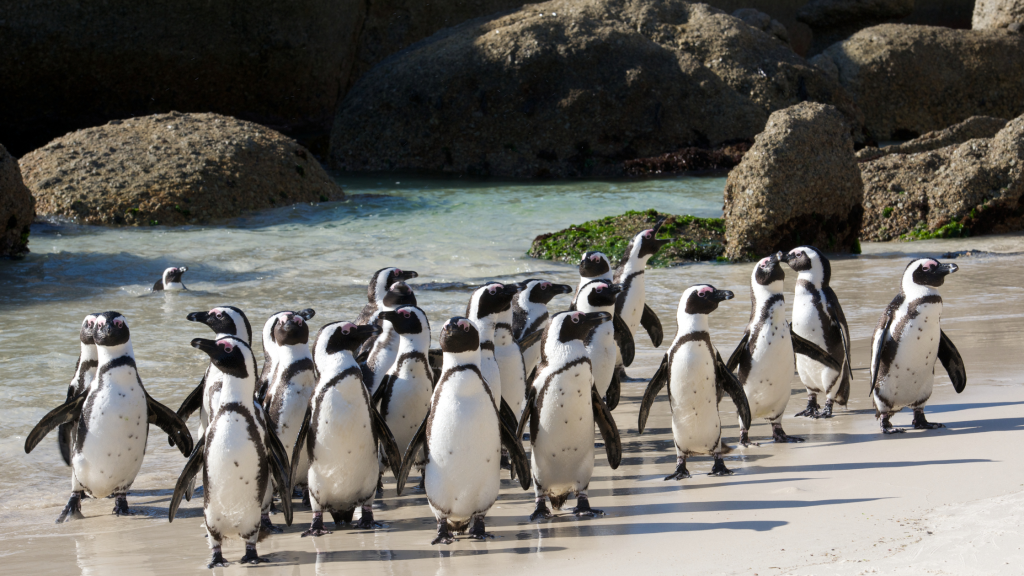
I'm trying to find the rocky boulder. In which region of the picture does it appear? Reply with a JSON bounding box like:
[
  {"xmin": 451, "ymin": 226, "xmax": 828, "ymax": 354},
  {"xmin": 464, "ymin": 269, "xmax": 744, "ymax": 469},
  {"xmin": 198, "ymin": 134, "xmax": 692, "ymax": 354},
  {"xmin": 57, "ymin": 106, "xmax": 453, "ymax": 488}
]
[
  {"xmin": 731, "ymin": 9, "xmax": 791, "ymax": 45},
  {"xmin": 20, "ymin": 113, "xmax": 345, "ymax": 227},
  {"xmin": 723, "ymin": 102, "xmax": 863, "ymax": 261},
  {"xmin": 860, "ymin": 115, "xmax": 1024, "ymax": 241},
  {"xmin": 0, "ymin": 143, "xmax": 35, "ymax": 258},
  {"xmin": 1, "ymin": 1, "xmax": 366, "ymax": 157},
  {"xmin": 856, "ymin": 116, "xmax": 1009, "ymax": 161},
  {"xmin": 330, "ymin": 0, "xmax": 863, "ymax": 178},
  {"xmin": 973, "ymin": 0, "xmax": 1024, "ymax": 29},
  {"xmin": 797, "ymin": 0, "xmax": 915, "ymax": 55},
  {"xmin": 818, "ymin": 24, "xmax": 1024, "ymax": 142}
]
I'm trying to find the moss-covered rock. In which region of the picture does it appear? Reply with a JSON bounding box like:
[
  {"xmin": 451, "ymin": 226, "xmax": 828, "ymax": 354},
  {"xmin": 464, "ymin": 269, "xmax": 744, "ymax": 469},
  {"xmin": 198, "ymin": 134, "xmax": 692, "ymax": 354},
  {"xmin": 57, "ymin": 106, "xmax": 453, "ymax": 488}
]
[{"xmin": 527, "ymin": 209, "xmax": 725, "ymax": 268}]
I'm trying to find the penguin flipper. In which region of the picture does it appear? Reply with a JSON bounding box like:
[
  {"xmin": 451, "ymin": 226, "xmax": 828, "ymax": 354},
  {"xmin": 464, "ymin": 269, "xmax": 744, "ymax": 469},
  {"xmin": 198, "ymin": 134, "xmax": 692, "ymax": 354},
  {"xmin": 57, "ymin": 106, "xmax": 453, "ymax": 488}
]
[
  {"xmin": 57, "ymin": 421, "xmax": 74, "ymax": 466},
  {"xmin": 289, "ymin": 407, "xmax": 312, "ymax": 489},
  {"xmin": 373, "ymin": 373, "xmax": 395, "ymax": 406},
  {"xmin": 640, "ymin": 304, "xmax": 664, "ymax": 347},
  {"xmin": 938, "ymin": 330, "xmax": 967, "ymax": 393},
  {"xmin": 612, "ymin": 314, "xmax": 636, "ymax": 367},
  {"xmin": 499, "ymin": 414, "xmax": 531, "ymax": 490},
  {"xmin": 427, "ymin": 348, "xmax": 442, "ymax": 387},
  {"xmin": 25, "ymin": 394, "xmax": 87, "ymax": 454},
  {"xmin": 517, "ymin": 329, "xmax": 544, "ymax": 354},
  {"xmin": 637, "ymin": 354, "xmax": 669, "ymax": 435},
  {"xmin": 869, "ymin": 306, "xmax": 895, "ymax": 396},
  {"xmin": 264, "ymin": 424, "xmax": 293, "ymax": 526},
  {"xmin": 605, "ymin": 370, "xmax": 621, "ymax": 411},
  {"xmin": 499, "ymin": 398, "xmax": 520, "ymax": 440},
  {"xmin": 716, "ymin": 351, "xmax": 751, "ymax": 430},
  {"xmin": 176, "ymin": 375, "xmax": 205, "ymax": 422},
  {"xmin": 396, "ymin": 415, "xmax": 429, "ymax": 496},
  {"xmin": 152, "ymin": 279, "xmax": 164, "ymax": 291},
  {"xmin": 516, "ymin": 385, "xmax": 536, "ymax": 441},
  {"xmin": 169, "ymin": 436, "xmax": 205, "ymax": 522},
  {"xmin": 591, "ymin": 386, "xmax": 622, "ymax": 469},
  {"xmin": 255, "ymin": 378, "xmax": 269, "ymax": 405},
  {"xmin": 824, "ymin": 286, "xmax": 854, "ymax": 382},
  {"xmin": 725, "ymin": 331, "xmax": 749, "ymax": 374},
  {"xmin": 790, "ymin": 327, "xmax": 843, "ymax": 373},
  {"xmin": 146, "ymin": 393, "xmax": 194, "ymax": 457},
  {"xmin": 370, "ymin": 404, "xmax": 404, "ymax": 481}
]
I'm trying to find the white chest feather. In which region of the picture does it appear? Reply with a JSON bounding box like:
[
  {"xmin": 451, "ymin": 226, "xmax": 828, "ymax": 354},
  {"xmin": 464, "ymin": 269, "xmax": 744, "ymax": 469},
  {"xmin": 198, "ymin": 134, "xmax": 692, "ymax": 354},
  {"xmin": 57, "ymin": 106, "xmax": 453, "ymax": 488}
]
[
  {"xmin": 743, "ymin": 301, "xmax": 794, "ymax": 420},
  {"xmin": 532, "ymin": 356, "xmax": 595, "ymax": 494},
  {"xmin": 875, "ymin": 297, "xmax": 943, "ymax": 409},
  {"xmin": 668, "ymin": 339, "xmax": 721, "ymax": 454},
  {"xmin": 384, "ymin": 357, "xmax": 433, "ymax": 461},
  {"xmin": 205, "ymin": 406, "xmax": 264, "ymax": 539}
]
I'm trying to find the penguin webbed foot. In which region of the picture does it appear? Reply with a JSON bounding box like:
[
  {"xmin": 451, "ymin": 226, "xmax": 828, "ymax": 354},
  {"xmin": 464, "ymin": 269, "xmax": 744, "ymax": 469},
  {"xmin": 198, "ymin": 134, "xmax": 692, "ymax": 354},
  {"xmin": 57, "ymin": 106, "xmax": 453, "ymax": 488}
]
[
  {"xmin": 912, "ymin": 411, "xmax": 944, "ymax": 430},
  {"xmin": 355, "ymin": 509, "xmax": 385, "ymax": 530},
  {"xmin": 239, "ymin": 545, "xmax": 268, "ymax": 565},
  {"xmin": 467, "ymin": 516, "xmax": 493, "ymax": 540},
  {"xmin": 738, "ymin": 430, "xmax": 760, "ymax": 448},
  {"xmin": 56, "ymin": 492, "xmax": 84, "ymax": 523},
  {"xmin": 709, "ymin": 457, "xmax": 734, "ymax": 476},
  {"xmin": 572, "ymin": 495, "xmax": 604, "ymax": 518},
  {"xmin": 432, "ymin": 519, "xmax": 455, "ymax": 545},
  {"xmin": 794, "ymin": 397, "xmax": 822, "ymax": 418},
  {"xmin": 207, "ymin": 548, "xmax": 229, "ymax": 569},
  {"xmin": 880, "ymin": 415, "xmax": 905, "ymax": 434},
  {"xmin": 529, "ymin": 499, "xmax": 553, "ymax": 521},
  {"xmin": 261, "ymin": 514, "xmax": 283, "ymax": 534},
  {"xmin": 111, "ymin": 494, "xmax": 133, "ymax": 516},
  {"xmin": 772, "ymin": 425, "xmax": 805, "ymax": 443},
  {"xmin": 332, "ymin": 509, "xmax": 355, "ymax": 526},
  {"xmin": 664, "ymin": 458, "xmax": 691, "ymax": 480},
  {"xmin": 818, "ymin": 400, "xmax": 835, "ymax": 418}
]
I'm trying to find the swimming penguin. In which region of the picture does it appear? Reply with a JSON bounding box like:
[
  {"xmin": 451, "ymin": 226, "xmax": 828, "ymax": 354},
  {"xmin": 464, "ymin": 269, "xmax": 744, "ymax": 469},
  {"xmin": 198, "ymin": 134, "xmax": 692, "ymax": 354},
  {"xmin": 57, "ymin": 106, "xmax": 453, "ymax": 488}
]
[
  {"xmin": 395, "ymin": 317, "xmax": 530, "ymax": 544},
  {"xmin": 614, "ymin": 218, "xmax": 674, "ymax": 375},
  {"xmin": 373, "ymin": 306, "xmax": 433, "ymax": 487},
  {"xmin": 169, "ymin": 337, "xmax": 293, "ymax": 568},
  {"xmin": 573, "ymin": 251, "xmax": 613, "ymax": 304},
  {"xmin": 726, "ymin": 255, "xmax": 840, "ymax": 446},
  {"xmin": 513, "ymin": 279, "xmax": 573, "ymax": 380},
  {"xmin": 360, "ymin": 281, "xmax": 418, "ymax": 393},
  {"xmin": 153, "ymin": 266, "xmax": 188, "ymax": 291},
  {"xmin": 355, "ymin": 267, "xmax": 418, "ymax": 325},
  {"xmin": 870, "ymin": 259, "xmax": 966, "ymax": 434},
  {"xmin": 638, "ymin": 285, "xmax": 751, "ymax": 479},
  {"xmin": 58, "ymin": 314, "xmax": 99, "ymax": 466},
  {"xmin": 256, "ymin": 308, "xmax": 315, "ymax": 402},
  {"xmin": 466, "ymin": 282, "xmax": 522, "ymax": 433},
  {"xmin": 290, "ymin": 321, "xmax": 402, "ymax": 535},
  {"xmin": 572, "ymin": 280, "xmax": 635, "ymax": 409},
  {"xmin": 780, "ymin": 246, "xmax": 854, "ymax": 418},
  {"xmin": 517, "ymin": 311, "xmax": 622, "ymax": 520},
  {"xmin": 25, "ymin": 311, "xmax": 193, "ymax": 522}
]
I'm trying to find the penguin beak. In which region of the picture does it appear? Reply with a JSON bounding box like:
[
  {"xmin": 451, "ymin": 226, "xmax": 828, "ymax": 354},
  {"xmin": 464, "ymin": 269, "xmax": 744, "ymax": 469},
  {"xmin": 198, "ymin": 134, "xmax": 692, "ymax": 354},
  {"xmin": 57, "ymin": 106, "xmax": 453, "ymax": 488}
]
[
  {"xmin": 501, "ymin": 283, "xmax": 519, "ymax": 296},
  {"xmin": 939, "ymin": 263, "xmax": 959, "ymax": 275},
  {"xmin": 191, "ymin": 338, "xmax": 218, "ymax": 356},
  {"xmin": 710, "ymin": 290, "xmax": 735, "ymax": 302},
  {"xmin": 583, "ymin": 311, "xmax": 612, "ymax": 327},
  {"xmin": 186, "ymin": 311, "xmax": 209, "ymax": 323},
  {"xmin": 398, "ymin": 270, "xmax": 418, "ymax": 281},
  {"xmin": 380, "ymin": 311, "xmax": 397, "ymax": 323},
  {"xmin": 297, "ymin": 308, "xmax": 316, "ymax": 321},
  {"xmin": 608, "ymin": 284, "xmax": 623, "ymax": 295},
  {"xmin": 179, "ymin": 266, "xmax": 188, "ymax": 273},
  {"xmin": 355, "ymin": 324, "xmax": 382, "ymax": 342},
  {"xmin": 554, "ymin": 283, "xmax": 573, "ymax": 294},
  {"xmin": 776, "ymin": 251, "xmax": 791, "ymax": 263}
]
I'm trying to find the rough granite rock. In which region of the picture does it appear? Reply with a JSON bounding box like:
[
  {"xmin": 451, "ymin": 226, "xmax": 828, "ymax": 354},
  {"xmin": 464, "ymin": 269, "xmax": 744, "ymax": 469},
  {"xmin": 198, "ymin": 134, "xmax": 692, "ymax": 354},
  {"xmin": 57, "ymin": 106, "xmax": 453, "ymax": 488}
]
[
  {"xmin": 0, "ymin": 143, "xmax": 35, "ymax": 257},
  {"xmin": 723, "ymin": 102, "xmax": 863, "ymax": 260},
  {"xmin": 20, "ymin": 113, "xmax": 345, "ymax": 227},
  {"xmin": 330, "ymin": 0, "xmax": 863, "ymax": 178},
  {"xmin": 973, "ymin": 0, "xmax": 1024, "ymax": 29},
  {"xmin": 731, "ymin": 9, "xmax": 791, "ymax": 44},
  {"xmin": 0, "ymin": 0, "xmax": 366, "ymax": 157},
  {"xmin": 818, "ymin": 24, "xmax": 1024, "ymax": 142},
  {"xmin": 860, "ymin": 115, "xmax": 1024, "ymax": 241},
  {"xmin": 856, "ymin": 116, "xmax": 1009, "ymax": 161},
  {"xmin": 798, "ymin": 0, "xmax": 915, "ymax": 54}
]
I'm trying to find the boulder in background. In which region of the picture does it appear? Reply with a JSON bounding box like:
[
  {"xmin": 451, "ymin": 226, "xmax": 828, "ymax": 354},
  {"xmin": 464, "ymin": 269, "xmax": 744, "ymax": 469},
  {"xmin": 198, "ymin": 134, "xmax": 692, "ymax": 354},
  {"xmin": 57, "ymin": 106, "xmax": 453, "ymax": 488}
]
[{"xmin": 0, "ymin": 143, "xmax": 35, "ymax": 258}]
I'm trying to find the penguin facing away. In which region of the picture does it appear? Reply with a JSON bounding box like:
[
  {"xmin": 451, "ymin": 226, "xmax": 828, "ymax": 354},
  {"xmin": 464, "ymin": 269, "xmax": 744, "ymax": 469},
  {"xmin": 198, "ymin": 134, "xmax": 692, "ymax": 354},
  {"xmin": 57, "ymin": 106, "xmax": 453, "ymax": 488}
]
[
  {"xmin": 58, "ymin": 314, "xmax": 99, "ymax": 466},
  {"xmin": 396, "ymin": 317, "xmax": 530, "ymax": 545},
  {"xmin": 613, "ymin": 218, "xmax": 674, "ymax": 375},
  {"xmin": 571, "ymin": 280, "xmax": 635, "ymax": 410},
  {"xmin": 513, "ymin": 279, "xmax": 573, "ymax": 379},
  {"xmin": 355, "ymin": 267, "xmax": 419, "ymax": 325},
  {"xmin": 870, "ymin": 259, "xmax": 965, "ymax": 434},
  {"xmin": 291, "ymin": 321, "xmax": 402, "ymax": 536},
  {"xmin": 25, "ymin": 312, "xmax": 193, "ymax": 522},
  {"xmin": 153, "ymin": 266, "xmax": 188, "ymax": 291},
  {"xmin": 361, "ymin": 281, "xmax": 418, "ymax": 393},
  {"xmin": 781, "ymin": 246, "xmax": 854, "ymax": 418},
  {"xmin": 169, "ymin": 337, "xmax": 293, "ymax": 568},
  {"xmin": 518, "ymin": 310, "xmax": 622, "ymax": 521},
  {"xmin": 638, "ymin": 285, "xmax": 751, "ymax": 480}
]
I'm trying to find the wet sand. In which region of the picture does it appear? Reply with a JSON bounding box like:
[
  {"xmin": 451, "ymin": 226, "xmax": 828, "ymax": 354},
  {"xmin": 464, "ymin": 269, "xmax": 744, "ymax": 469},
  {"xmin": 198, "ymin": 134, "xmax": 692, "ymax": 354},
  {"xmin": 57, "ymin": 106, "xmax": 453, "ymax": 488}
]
[{"xmin": 4, "ymin": 235, "xmax": 1024, "ymax": 575}]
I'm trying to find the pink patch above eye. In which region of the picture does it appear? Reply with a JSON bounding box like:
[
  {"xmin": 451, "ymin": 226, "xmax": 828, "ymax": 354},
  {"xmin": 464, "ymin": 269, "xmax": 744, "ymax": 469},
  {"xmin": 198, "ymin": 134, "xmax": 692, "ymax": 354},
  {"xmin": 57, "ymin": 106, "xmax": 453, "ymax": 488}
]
[
  {"xmin": 541, "ymin": 282, "xmax": 550, "ymax": 289},
  {"xmin": 294, "ymin": 316, "xmax": 303, "ymax": 324},
  {"xmin": 590, "ymin": 255, "xmax": 601, "ymax": 262},
  {"xmin": 698, "ymin": 286, "xmax": 713, "ymax": 296},
  {"xmin": 402, "ymin": 311, "xmax": 411, "ymax": 318}
]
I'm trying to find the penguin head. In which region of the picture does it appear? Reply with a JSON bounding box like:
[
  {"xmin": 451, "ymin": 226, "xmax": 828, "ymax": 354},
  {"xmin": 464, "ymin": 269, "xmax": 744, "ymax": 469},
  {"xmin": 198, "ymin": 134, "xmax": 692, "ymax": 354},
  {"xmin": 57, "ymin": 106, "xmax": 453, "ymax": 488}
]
[
  {"xmin": 382, "ymin": 281, "xmax": 417, "ymax": 310},
  {"xmin": 753, "ymin": 253, "xmax": 786, "ymax": 288},
  {"xmin": 551, "ymin": 310, "xmax": 611, "ymax": 345},
  {"xmin": 681, "ymin": 284, "xmax": 734, "ymax": 315},
  {"xmin": 370, "ymin": 267, "xmax": 418, "ymax": 304},
  {"xmin": 467, "ymin": 282, "xmax": 517, "ymax": 321},
  {"xmin": 380, "ymin": 305, "xmax": 430, "ymax": 336},
  {"xmin": 317, "ymin": 322, "xmax": 381, "ymax": 356},
  {"xmin": 163, "ymin": 266, "xmax": 187, "ymax": 285},
  {"xmin": 79, "ymin": 314, "xmax": 98, "ymax": 345},
  {"xmin": 906, "ymin": 258, "xmax": 959, "ymax": 289},
  {"xmin": 780, "ymin": 246, "xmax": 830, "ymax": 286},
  {"xmin": 269, "ymin": 311, "xmax": 311, "ymax": 346},
  {"xmin": 92, "ymin": 311, "xmax": 131, "ymax": 347},
  {"xmin": 578, "ymin": 280, "xmax": 621, "ymax": 309},
  {"xmin": 440, "ymin": 317, "xmax": 480, "ymax": 354},
  {"xmin": 519, "ymin": 279, "xmax": 573, "ymax": 305},
  {"xmin": 187, "ymin": 306, "xmax": 253, "ymax": 344},
  {"xmin": 191, "ymin": 336, "xmax": 252, "ymax": 379},
  {"xmin": 579, "ymin": 251, "xmax": 611, "ymax": 279},
  {"xmin": 626, "ymin": 217, "xmax": 674, "ymax": 261}
]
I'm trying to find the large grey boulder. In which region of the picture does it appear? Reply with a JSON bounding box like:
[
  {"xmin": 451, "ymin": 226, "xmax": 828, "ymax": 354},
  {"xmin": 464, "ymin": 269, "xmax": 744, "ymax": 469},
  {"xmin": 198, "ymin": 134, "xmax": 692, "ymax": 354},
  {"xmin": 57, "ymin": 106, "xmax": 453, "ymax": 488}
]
[
  {"xmin": 797, "ymin": 0, "xmax": 914, "ymax": 54},
  {"xmin": 856, "ymin": 116, "xmax": 1009, "ymax": 161},
  {"xmin": 0, "ymin": 143, "xmax": 35, "ymax": 258},
  {"xmin": 973, "ymin": 0, "xmax": 1024, "ymax": 29},
  {"xmin": 330, "ymin": 0, "xmax": 863, "ymax": 178},
  {"xmin": 723, "ymin": 102, "xmax": 863, "ymax": 261}
]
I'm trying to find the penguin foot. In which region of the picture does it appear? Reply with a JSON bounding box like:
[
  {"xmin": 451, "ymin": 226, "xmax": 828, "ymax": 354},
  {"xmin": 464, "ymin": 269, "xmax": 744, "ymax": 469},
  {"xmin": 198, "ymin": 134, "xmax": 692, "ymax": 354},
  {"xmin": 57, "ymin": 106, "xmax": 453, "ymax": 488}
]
[
  {"xmin": 431, "ymin": 519, "xmax": 455, "ymax": 545},
  {"xmin": 818, "ymin": 400, "xmax": 835, "ymax": 419},
  {"xmin": 794, "ymin": 397, "xmax": 822, "ymax": 418},
  {"xmin": 529, "ymin": 500, "xmax": 553, "ymax": 521},
  {"xmin": 355, "ymin": 507, "xmax": 384, "ymax": 530},
  {"xmin": 664, "ymin": 457, "xmax": 691, "ymax": 480},
  {"xmin": 56, "ymin": 491, "xmax": 84, "ymax": 523},
  {"xmin": 880, "ymin": 415, "xmax": 905, "ymax": 434},
  {"xmin": 261, "ymin": 514, "xmax": 283, "ymax": 534},
  {"xmin": 207, "ymin": 548, "xmax": 229, "ymax": 569},
  {"xmin": 239, "ymin": 545, "xmax": 268, "ymax": 565},
  {"xmin": 772, "ymin": 425, "xmax": 805, "ymax": 443},
  {"xmin": 332, "ymin": 509, "xmax": 355, "ymax": 526},
  {"xmin": 572, "ymin": 496, "xmax": 604, "ymax": 517},
  {"xmin": 302, "ymin": 514, "xmax": 333, "ymax": 537},
  {"xmin": 912, "ymin": 411, "xmax": 944, "ymax": 430},
  {"xmin": 738, "ymin": 429, "xmax": 760, "ymax": 447},
  {"xmin": 617, "ymin": 367, "xmax": 646, "ymax": 383},
  {"xmin": 709, "ymin": 457, "xmax": 734, "ymax": 476},
  {"xmin": 467, "ymin": 516, "xmax": 493, "ymax": 540},
  {"xmin": 111, "ymin": 494, "xmax": 133, "ymax": 516}
]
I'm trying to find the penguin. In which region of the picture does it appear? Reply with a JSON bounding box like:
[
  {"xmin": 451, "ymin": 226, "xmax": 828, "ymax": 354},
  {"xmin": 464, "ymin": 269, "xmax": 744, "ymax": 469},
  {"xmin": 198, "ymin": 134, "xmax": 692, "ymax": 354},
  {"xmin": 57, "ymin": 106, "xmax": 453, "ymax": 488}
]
[
  {"xmin": 513, "ymin": 279, "xmax": 573, "ymax": 380},
  {"xmin": 25, "ymin": 311, "xmax": 193, "ymax": 522},
  {"xmin": 395, "ymin": 317, "xmax": 530, "ymax": 544},
  {"xmin": 466, "ymin": 282, "xmax": 522, "ymax": 433},
  {"xmin": 726, "ymin": 255, "xmax": 841, "ymax": 446},
  {"xmin": 613, "ymin": 218, "xmax": 674, "ymax": 376},
  {"xmin": 373, "ymin": 306, "xmax": 434, "ymax": 487},
  {"xmin": 256, "ymin": 308, "xmax": 315, "ymax": 402},
  {"xmin": 355, "ymin": 267, "xmax": 418, "ymax": 325},
  {"xmin": 574, "ymin": 251, "xmax": 613, "ymax": 304},
  {"xmin": 637, "ymin": 285, "xmax": 751, "ymax": 479},
  {"xmin": 58, "ymin": 314, "xmax": 99, "ymax": 466},
  {"xmin": 290, "ymin": 321, "xmax": 402, "ymax": 535},
  {"xmin": 494, "ymin": 294, "xmax": 529, "ymax": 419},
  {"xmin": 780, "ymin": 246, "xmax": 854, "ymax": 418},
  {"xmin": 361, "ymin": 281, "xmax": 418, "ymax": 393},
  {"xmin": 870, "ymin": 259, "xmax": 966, "ymax": 434},
  {"xmin": 571, "ymin": 280, "xmax": 635, "ymax": 410},
  {"xmin": 517, "ymin": 311, "xmax": 622, "ymax": 520},
  {"xmin": 152, "ymin": 266, "xmax": 188, "ymax": 291},
  {"xmin": 169, "ymin": 337, "xmax": 293, "ymax": 568}
]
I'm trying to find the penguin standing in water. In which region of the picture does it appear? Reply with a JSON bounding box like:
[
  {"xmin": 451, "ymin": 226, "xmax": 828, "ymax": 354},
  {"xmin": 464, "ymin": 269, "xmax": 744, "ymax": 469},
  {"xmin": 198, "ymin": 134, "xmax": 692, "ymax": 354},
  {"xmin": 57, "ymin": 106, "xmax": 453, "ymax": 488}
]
[
  {"xmin": 396, "ymin": 318, "xmax": 530, "ymax": 544},
  {"xmin": 614, "ymin": 219, "xmax": 674, "ymax": 377},
  {"xmin": 870, "ymin": 259, "xmax": 966, "ymax": 434},
  {"xmin": 638, "ymin": 285, "xmax": 751, "ymax": 479},
  {"xmin": 361, "ymin": 281, "xmax": 418, "ymax": 393},
  {"xmin": 466, "ymin": 282, "xmax": 522, "ymax": 433},
  {"xmin": 573, "ymin": 251, "xmax": 613, "ymax": 304},
  {"xmin": 781, "ymin": 246, "xmax": 853, "ymax": 418},
  {"xmin": 514, "ymin": 279, "xmax": 573, "ymax": 380},
  {"xmin": 169, "ymin": 337, "xmax": 293, "ymax": 568},
  {"xmin": 354, "ymin": 267, "xmax": 418, "ymax": 325},
  {"xmin": 517, "ymin": 311, "xmax": 621, "ymax": 520},
  {"xmin": 25, "ymin": 312, "xmax": 193, "ymax": 522},
  {"xmin": 152, "ymin": 266, "xmax": 188, "ymax": 291},
  {"xmin": 57, "ymin": 314, "xmax": 98, "ymax": 466},
  {"xmin": 727, "ymin": 255, "xmax": 841, "ymax": 445},
  {"xmin": 291, "ymin": 321, "xmax": 402, "ymax": 535},
  {"xmin": 572, "ymin": 280, "xmax": 634, "ymax": 409}
]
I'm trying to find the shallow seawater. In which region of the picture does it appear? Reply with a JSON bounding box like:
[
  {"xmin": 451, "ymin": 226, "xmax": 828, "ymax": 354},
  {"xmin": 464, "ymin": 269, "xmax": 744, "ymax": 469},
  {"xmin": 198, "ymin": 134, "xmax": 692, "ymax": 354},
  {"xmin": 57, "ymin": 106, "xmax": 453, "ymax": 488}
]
[{"xmin": 1, "ymin": 173, "xmax": 1023, "ymax": 548}]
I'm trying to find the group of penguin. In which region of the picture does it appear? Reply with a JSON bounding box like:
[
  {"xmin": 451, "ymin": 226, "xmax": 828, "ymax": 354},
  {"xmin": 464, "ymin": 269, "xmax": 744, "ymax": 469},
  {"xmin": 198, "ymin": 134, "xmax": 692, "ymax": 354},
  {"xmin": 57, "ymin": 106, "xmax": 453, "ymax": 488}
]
[{"xmin": 23, "ymin": 218, "xmax": 969, "ymax": 568}]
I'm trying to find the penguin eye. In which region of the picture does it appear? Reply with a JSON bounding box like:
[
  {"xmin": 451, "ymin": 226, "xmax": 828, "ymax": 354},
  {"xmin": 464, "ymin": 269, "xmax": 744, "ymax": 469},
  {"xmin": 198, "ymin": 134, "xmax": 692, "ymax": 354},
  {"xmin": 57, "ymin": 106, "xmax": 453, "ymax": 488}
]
[
  {"xmin": 571, "ymin": 314, "xmax": 580, "ymax": 324},
  {"xmin": 341, "ymin": 327, "xmax": 350, "ymax": 335},
  {"xmin": 294, "ymin": 316, "xmax": 303, "ymax": 325},
  {"xmin": 222, "ymin": 343, "xmax": 233, "ymax": 353},
  {"xmin": 487, "ymin": 286, "xmax": 497, "ymax": 295},
  {"xmin": 595, "ymin": 286, "xmax": 603, "ymax": 293},
  {"xmin": 922, "ymin": 262, "xmax": 933, "ymax": 271},
  {"xmin": 541, "ymin": 282, "xmax": 550, "ymax": 289},
  {"xmin": 113, "ymin": 318, "xmax": 124, "ymax": 328},
  {"xmin": 394, "ymin": 268, "xmax": 401, "ymax": 275},
  {"xmin": 402, "ymin": 310, "xmax": 411, "ymax": 318},
  {"xmin": 461, "ymin": 321, "xmax": 471, "ymax": 332},
  {"xmin": 643, "ymin": 232, "xmax": 652, "ymax": 239}
]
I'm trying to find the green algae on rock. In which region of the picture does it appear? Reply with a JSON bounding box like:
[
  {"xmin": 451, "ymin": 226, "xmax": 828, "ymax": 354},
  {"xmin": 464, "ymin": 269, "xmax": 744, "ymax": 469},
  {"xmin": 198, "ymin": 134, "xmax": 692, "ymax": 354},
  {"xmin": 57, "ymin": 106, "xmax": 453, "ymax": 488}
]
[{"xmin": 527, "ymin": 209, "xmax": 725, "ymax": 268}]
